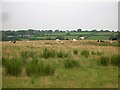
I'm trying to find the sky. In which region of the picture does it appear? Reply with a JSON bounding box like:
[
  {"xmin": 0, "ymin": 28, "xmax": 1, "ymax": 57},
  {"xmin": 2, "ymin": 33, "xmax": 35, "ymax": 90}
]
[{"xmin": 1, "ymin": 0, "xmax": 118, "ymax": 31}]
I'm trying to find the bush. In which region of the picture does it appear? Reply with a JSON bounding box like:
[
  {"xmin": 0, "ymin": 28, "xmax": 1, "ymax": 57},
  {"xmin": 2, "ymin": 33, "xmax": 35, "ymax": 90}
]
[
  {"xmin": 42, "ymin": 48, "xmax": 56, "ymax": 59},
  {"xmin": 64, "ymin": 59, "xmax": 80, "ymax": 68},
  {"xmin": 73, "ymin": 49, "xmax": 78, "ymax": 55},
  {"xmin": 99, "ymin": 56, "xmax": 109, "ymax": 66},
  {"xmin": 111, "ymin": 55, "xmax": 120, "ymax": 66},
  {"xmin": 4, "ymin": 59, "xmax": 23, "ymax": 76},
  {"xmin": 81, "ymin": 50, "xmax": 89, "ymax": 57}
]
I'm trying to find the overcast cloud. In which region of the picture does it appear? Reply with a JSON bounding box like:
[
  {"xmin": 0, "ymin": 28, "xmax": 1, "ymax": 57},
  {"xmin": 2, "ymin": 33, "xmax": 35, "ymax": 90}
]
[{"xmin": 1, "ymin": 1, "xmax": 118, "ymax": 31}]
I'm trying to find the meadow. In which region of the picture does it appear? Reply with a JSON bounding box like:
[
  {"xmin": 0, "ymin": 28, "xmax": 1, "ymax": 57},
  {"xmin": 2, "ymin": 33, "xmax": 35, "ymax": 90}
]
[{"xmin": 2, "ymin": 40, "xmax": 119, "ymax": 88}]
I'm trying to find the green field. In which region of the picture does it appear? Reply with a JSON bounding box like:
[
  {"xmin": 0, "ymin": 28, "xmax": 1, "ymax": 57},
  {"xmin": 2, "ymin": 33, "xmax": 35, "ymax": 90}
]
[
  {"xmin": 28, "ymin": 31, "xmax": 118, "ymax": 40},
  {"xmin": 87, "ymin": 36, "xmax": 110, "ymax": 40}
]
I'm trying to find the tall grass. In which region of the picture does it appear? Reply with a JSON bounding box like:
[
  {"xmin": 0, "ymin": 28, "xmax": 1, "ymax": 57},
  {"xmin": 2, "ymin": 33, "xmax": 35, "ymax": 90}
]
[
  {"xmin": 57, "ymin": 50, "xmax": 69, "ymax": 58},
  {"xmin": 91, "ymin": 51, "xmax": 96, "ymax": 56},
  {"xmin": 73, "ymin": 49, "xmax": 79, "ymax": 55},
  {"xmin": 98, "ymin": 56, "xmax": 110, "ymax": 66},
  {"xmin": 25, "ymin": 59, "xmax": 56, "ymax": 76},
  {"xmin": 96, "ymin": 51, "xmax": 102, "ymax": 56},
  {"xmin": 64, "ymin": 59, "xmax": 80, "ymax": 68},
  {"xmin": 21, "ymin": 51, "xmax": 35, "ymax": 59},
  {"xmin": 42, "ymin": 62, "xmax": 56, "ymax": 75},
  {"xmin": 110, "ymin": 55, "xmax": 120, "ymax": 66},
  {"xmin": 4, "ymin": 59, "xmax": 23, "ymax": 76},
  {"xmin": 42, "ymin": 48, "xmax": 56, "ymax": 59},
  {"xmin": 25, "ymin": 59, "xmax": 43, "ymax": 76},
  {"xmin": 81, "ymin": 50, "xmax": 89, "ymax": 57},
  {"xmin": 21, "ymin": 51, "xmax": 36, "ymax": 64}
]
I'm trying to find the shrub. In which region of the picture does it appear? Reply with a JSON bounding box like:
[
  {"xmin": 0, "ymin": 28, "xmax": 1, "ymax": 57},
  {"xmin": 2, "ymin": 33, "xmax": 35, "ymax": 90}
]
[
  {"xmin": 64, "ymin": 59, "xmax": 80, "ymax": 68},
  {"xmin": 42, "ymin": 48, "xmax": 56, "ymax": 59},
  {"xmin": 4, "ymin": 59, "xmax": 22, "ymax": 76},
  {"xmin": 99, "ymin": 56, "xmax": 109, "ymax": 66},
  {"xmin": 73, "ymin": 49, "xmax": 78, "ymax": 55},
  {"xmin": 111, "ymin": 55, "xmax": 120, "ymax": 66},
  {"xmin": 81, "ymin": 50, "xmax": 89, "ymax": 57}
]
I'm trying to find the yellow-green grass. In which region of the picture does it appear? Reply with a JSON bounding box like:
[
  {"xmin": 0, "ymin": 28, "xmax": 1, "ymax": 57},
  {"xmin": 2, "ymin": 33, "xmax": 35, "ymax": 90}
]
[{"xmin": 2, "ymin": 40, "xmax": 119, "ymax": 88}]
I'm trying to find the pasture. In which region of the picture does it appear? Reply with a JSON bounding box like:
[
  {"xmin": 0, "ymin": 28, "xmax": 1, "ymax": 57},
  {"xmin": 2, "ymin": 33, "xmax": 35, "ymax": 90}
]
[{"xmin": 2, "ymin": 40, "xmax": 119, "ymax": 88}]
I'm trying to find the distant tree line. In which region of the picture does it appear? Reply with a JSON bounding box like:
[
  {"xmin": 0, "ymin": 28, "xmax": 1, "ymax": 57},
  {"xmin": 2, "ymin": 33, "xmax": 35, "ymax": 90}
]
[{"xmin": 1, "ymin": 29, "xmax": 119, "ymax": 41}]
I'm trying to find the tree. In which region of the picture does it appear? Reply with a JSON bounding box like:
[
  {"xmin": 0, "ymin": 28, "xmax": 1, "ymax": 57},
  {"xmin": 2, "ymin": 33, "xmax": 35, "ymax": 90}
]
[
  {"xmin": 55, "ymin": 29, "xmax": 59, "ymax": 32},
  {"xmin": 47, "ymin": 30, "xmax": 53, "ymax": 32},
  {"xmin": 91, "ymin": 29, "xmax": 97, "ymax": 32},
  {"xmin": 100, "ymin": 30, "xmax": 103, "ymax": 32},
  {"xmin": 104, "ymin": 30, "xmax": 110, "ymax": 32},
  {"xmin": 77, "ymin": 29, "xmax": 82, "ymax": 32}
]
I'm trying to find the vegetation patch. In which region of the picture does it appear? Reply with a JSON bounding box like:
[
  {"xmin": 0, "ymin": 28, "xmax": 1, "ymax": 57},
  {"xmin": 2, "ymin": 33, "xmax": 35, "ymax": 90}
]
[
  {"xmin": 21, "ymin": 51, "xmax": 36, "ymax": 63},
  {"xmin": 81, "ymin": 50, "xmax": 89, "ymax": 57},
  {"xmin": 25, "ymin": 59, "xmax": 56, "ymax": 76},
  {"xmin": 91, "ymin": 51, "xmax": 96, "ymax": 56},
  {"xmin": 42, "ymin": 48, "xmax": 56, "ymax": 59},
  {"xmin": 98, "ymin": 56, "xmax": 110, "ymax": 66},
  {"xmin": 110, "ymin": 55, "xmax": 120, "ymax": 66},
  {"xmin": 25, "ymin": 59, "xmax": 43, "ymax": 76},
  {"xmin": 57, "ymin": 50, "xmax": 69, "ymax": 58},
  {"xmin": 64, "ymin": 59, "xmax": 80, "ymax": 68},
  {"xmin": 73, "ymin": 49, "xmax": 79, "ymax": 55},
  {"xmin": 4, "ymin": 59, "xmax": 23, "ymax": 76}
]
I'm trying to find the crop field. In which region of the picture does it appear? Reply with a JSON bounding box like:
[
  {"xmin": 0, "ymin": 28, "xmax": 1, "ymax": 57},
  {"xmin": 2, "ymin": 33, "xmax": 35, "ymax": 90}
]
[
  {"xmin": 26, "ymin": 31, "xmax": 118, "ymax": 40},
  {"xmin": 2, "ymin": 40, "xmax": 119, "ymax": 88},
  {"xmin": 87, "ymin": 36, "xmax": 110, "ymax": 40}
]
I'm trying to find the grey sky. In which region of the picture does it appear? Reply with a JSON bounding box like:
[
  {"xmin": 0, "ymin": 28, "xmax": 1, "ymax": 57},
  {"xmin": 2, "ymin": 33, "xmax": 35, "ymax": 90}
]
[{"xmin": 2, "ymin": 1, "xmax": 118, "ymax": 31}]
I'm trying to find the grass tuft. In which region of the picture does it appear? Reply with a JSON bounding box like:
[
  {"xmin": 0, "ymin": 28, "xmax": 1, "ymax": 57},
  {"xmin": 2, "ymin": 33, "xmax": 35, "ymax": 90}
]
[
  {"xmin": 98, "ymin": 56, "xmax": 110, "ymax": 66},
  {"xmin": 4, "ymin": 59, "xmax": 23, "ymax": 76},
  {"xmin": 73, "ymin": 49, "xmax": 79, "ymax": 55},
  {"xmin": 91, "ymin": 51, "xmax": 96, "ymax": 56},
  {"xmin": 64, "ymin": 59, "xmax": 80, "ymax": 68},
  {"xmin": 81, "ymin": 50, "xmax": 89, "ymax": 57},
  {"xmin": 110, "ymin": 55, "xmax": 120, "ymax": 66},
  {"xmin": 42, "ymin": 48, "xmax": 56, "ymax": 59},
  {"xmin": 25, "ymin": 59, "xmax": 56, "ymax": 76},
  {"xmin": 57, "ymin": 50, "xmax": 65, "ymax": 58}
]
